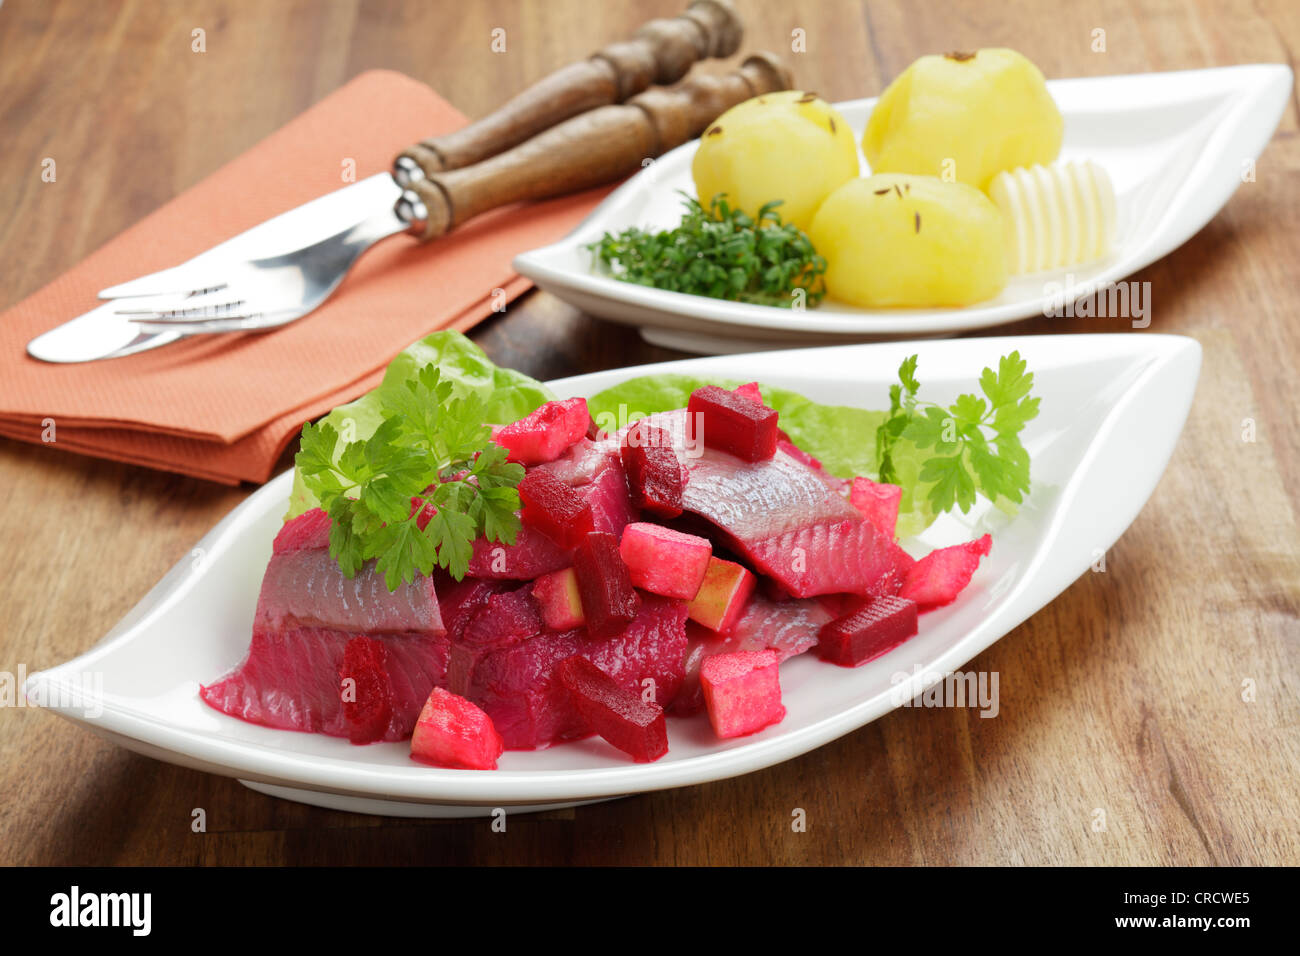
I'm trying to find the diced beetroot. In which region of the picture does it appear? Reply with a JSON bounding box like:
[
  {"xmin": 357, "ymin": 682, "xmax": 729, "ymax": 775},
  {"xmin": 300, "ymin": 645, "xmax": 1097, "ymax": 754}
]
[
  {"xmin": 850, "ymin": 477, "xmax": 903, "ymax": 540},
  {"xmin": 731, "ymin": 381, "xmax": 764, "ymax": 403},
  {"xmin": 532, "ymin": 567, "xmax": 585, "ymax": 631},
  {"xmin": 687, "ymin": 558, "xmax": 756, "ymax": 634},
  {"xmin": 410, "ymin": 687, "xmax": 505, "ymax": 770},
  {"xmin": 494, "ymin": 397, "xmax": 591, "ymax": 465},
  {"xmin": 338, "ymin": 636, "xmax": 394, "ymax": 745},
  {"xmin": 618, "ymin": 522, "xmax": 712, "ymax": 600},
  {"xmin": 700, "ymin": 650, "xmax": 786, "ymax": 738},
  {"xmin": 817, "ymin": 595, "xmax": 918, "ymax": 667},
  {"xmin": 573, "ymin": 531, "xmax": 641, "ymax": 638},
  {"xmin": 815, "ymin": 593, "xmax": 866, "ymax": 619},
  {"xmin": 620, "ymin": 422, "xmax": 685, "ymax": 518},
  {"xmin": 687, "ymin": 385, "xmax": 779, "ymax": 463},
  {"xmin": 409, "ymin": 495, "xmax": 437, "ymax": 531},
  {"xmin": 898, "ymin": 534, "xmax": 992, "ymax": 609},
  {"xmin": 556, "ymin": 655, "xmax": 668, "ymax": 762},
  {"xmin": 517, "ymin": 470, "xmax": 594, "ymax": 549}
]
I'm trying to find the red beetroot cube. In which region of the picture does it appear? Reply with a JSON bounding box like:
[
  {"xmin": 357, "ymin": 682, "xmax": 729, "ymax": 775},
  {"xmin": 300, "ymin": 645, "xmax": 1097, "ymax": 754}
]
[
  {"xmin": 410, "ymin": 687, "xmax": 505, "ymax": 770},
  {"xmin": 620, "ymin": 422, "xmax": 684, "ymax": 518},
  {"xmin": 338, "ymin": 636, "xmax": 394, "ymax": 745},
  {"xmin": 731, "ymin": 381, "xmax": 764, "ymax": 403},
  {"xmin": 700, "ymin": 650, "xmax": 786, "ymax": 738},
  {"xmin": 494, "ymin": 397, "xmax": 591, "ymax": 465},
  {"xmin": 556, "ymin": 655, "xmax": 668, "ymax": 762},
  {"xmin": 618, "ymin": 523, "xmax": 712, "ymax": 600},
  {"xmin": 898, "ymin": 534, "xmax": 992, "ymax": 609},
  {"xmin": 517, "ymin": 470, "xmax": 593, "ymax": 550},
  {"xmin": 850, "ymin": 476, "xmax": 903, "ymax": 541},
  {"xmin": 573, "ymin": 531, "xmax": 641, "ymax": 639},
  {"xmin": 687, "ymin": 557, "xmax": 756, "ymax": 634},
  {"xmin": 687, "ymin": 385, "xmax": 779, "ymax": 463},
  {"xmin": 817, "ymin": 595, "xmax": 918, "ymax": 667}
]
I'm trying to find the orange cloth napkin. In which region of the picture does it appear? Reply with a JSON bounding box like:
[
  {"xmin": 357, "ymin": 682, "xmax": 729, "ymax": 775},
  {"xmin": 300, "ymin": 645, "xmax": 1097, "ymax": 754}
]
[{"xmin": 0, "ymin": 70, "xmax": 609, "ymax": 484}]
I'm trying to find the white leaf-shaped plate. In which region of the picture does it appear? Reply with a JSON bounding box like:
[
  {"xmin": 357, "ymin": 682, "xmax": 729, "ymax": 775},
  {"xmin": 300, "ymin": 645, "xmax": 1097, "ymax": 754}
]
[
  {"xmin": 26, "ymin": 334, "xmax": 1200, "ymax": 817},
  {"xmin": 514, "ymin": 64, "xmax": 1291, "ymax": 354}
]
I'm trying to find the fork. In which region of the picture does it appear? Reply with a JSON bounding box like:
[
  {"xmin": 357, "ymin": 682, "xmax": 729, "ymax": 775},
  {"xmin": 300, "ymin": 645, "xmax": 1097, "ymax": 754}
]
[
  {"xmin": 104, "ymin": 53, "xmax": 780, "ymax": 335},
  {"xmin": 104, "ymin": 53, "xmax": 789, "ymax": 339}
]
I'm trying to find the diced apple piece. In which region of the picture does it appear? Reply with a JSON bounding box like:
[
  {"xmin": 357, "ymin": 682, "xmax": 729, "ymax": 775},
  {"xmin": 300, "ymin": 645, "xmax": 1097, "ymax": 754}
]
[
  {"xmin": 620, "ymin": 422, "xmax": 685, "ymax": 518},
  {"xmin": 687, "ymin": 385, "xmax": 779, "ymax": 463},
  {"xmin": 687, "ymin": 557, "xmax": 756, "ymax": 634},
  {"xmin": 556, "ymin": 655, "xmax": 668, "ymax": 762},
  {"xmin": 532, "ymin": 567, "xmax": 585, "ymax": 631},
  {"xmin": 573, "ymin": 531, "xmax": 641, "ymax": 638},
  {"xmin": 850, "ymin": 476, "xmax": 903, "ymax": 540},
  {"xmin": 817, "ymin": 595, "xmax": 918, "ymax": 667},
  {"xmin": 410, "ymin": 687, "xmax": 504, "ymax": 770},
  {"xmin": 494, "ymin": 397, "xmax": 591, "ymax": 465},
  {"xmin": 517, "ymin": 470, "xmax": 593, "ymax": 549},
  {"xmin": 618, "ymin": 522, "xmax": 712, "ymax": 600},
  {"xmin": 700, "ymin": 650, "xmax": 786, "ymax": 738},
  {"xmin": 898, "ymin": 534, "xmax": 992, "ymax": 609}
]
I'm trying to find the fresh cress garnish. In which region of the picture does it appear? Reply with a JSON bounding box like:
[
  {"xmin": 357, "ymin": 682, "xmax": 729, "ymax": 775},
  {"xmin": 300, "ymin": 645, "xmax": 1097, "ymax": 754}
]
[
  {"xmin": 877, "ymin": 351, "xmax": 1040, "ymax": 515},
  {"xmin": 295, "ymin": 364, "xmax": 525, "ymax": 590},
  {"xmin": 588, "ymin": 193, "xmax": 827, "ymax": 308}
]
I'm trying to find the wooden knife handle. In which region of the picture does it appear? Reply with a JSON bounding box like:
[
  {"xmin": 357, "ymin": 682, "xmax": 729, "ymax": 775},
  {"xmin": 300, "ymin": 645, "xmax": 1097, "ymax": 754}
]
[
  {"xmin": 399, "ymin": 0, "xmax": 742, "ymax": 175},
  {"xmin": 404, "ymin": 52, "xmax": 792, "ymax": 241}
]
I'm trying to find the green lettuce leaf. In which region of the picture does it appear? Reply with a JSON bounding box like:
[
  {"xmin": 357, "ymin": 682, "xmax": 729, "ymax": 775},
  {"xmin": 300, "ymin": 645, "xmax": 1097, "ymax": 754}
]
[{"xmin": 285, "ymin": 331, "xmax": 552, "ymax": 519}]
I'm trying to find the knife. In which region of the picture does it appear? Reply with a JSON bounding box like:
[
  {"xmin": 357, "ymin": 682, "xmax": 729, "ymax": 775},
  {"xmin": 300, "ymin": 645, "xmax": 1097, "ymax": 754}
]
[{"xmin": 26, "ymin": 1, "xmax": 762, "ymax": 364}]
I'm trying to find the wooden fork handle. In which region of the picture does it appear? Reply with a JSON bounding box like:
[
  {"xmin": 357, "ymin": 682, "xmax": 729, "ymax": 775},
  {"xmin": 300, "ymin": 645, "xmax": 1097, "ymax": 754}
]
[
  {"xmin": 402, "ymin": 52, "xmax": 792, "ymax": 242},
  {"xmin": 398, "ymin": 0, "xmax": 742, "ymax": 175}
]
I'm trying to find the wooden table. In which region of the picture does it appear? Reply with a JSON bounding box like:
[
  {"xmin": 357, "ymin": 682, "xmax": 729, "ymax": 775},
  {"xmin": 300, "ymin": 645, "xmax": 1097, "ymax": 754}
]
[{"xmin": 2, "ymin": 0, "xmax": 1297, "ymax": 866}]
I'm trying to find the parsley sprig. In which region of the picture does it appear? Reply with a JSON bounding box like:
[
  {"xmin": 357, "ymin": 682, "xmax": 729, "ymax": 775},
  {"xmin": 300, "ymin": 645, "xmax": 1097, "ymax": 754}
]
[
  {"xmin": 588, "ymin": 193, "xmax": 826, "ymax": 308},
  {"xmin": 877, "ymin": 351, "xmax": 1040, "ymax": 515},
  {"xmin": 295, "ymin": 365, "xmax": 525, "ymax": 590}
]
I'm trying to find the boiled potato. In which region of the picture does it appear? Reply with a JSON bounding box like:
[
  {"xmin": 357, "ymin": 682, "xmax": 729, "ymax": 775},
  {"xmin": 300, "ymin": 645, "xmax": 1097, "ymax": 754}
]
[
  {"xmin": 691, "ymin": 90, "xmax": 860, "ymax": 232},
  {"xmin": 808, "ymin": 173, "xmax": 1008, "ymax": 307},
  {"xmin": 863, "ymin": 49, "xmax": 1063, "ymax": 191}
]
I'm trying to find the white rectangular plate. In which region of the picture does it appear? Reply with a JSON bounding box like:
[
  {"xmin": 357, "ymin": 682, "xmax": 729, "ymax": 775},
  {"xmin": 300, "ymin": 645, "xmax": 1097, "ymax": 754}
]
[
  {"xmin": 25, "ymin": 334, "xmax": 1200, "ymax": 817},
  {"xmin": 514, "ymin": 64, "xmax": 1291, "ymax": 354}
]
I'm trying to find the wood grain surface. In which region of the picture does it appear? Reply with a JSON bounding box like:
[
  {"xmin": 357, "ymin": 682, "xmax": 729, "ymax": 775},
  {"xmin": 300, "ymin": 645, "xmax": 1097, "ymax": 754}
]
[{"xmin": 1, "ymin": 0, "xmax": 1297, "ymax": 866}]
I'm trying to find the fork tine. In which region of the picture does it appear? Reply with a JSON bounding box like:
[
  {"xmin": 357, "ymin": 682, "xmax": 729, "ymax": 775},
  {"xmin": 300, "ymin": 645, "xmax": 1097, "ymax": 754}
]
[
  {"xmin": 127, "ymin": 313, "xmax": 281, "ymax": 335},
  {"xmin": 98, "ymin": 264, "xmax": 227, "ymax": 300},
  {"xmin": 111, "ymin": 287, "xmax": 249, "ymax": 322}
]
